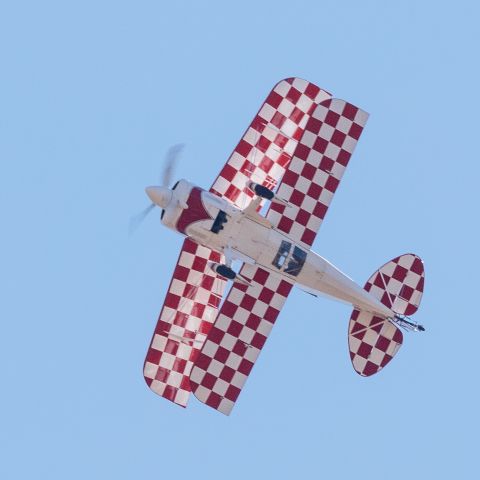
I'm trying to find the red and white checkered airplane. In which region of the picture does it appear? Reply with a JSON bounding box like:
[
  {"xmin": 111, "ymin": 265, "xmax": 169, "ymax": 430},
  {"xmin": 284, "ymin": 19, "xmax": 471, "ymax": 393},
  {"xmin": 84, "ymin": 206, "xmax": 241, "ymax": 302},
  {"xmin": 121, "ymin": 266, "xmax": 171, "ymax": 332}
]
[{"xmin": 142, "ymin": 78, "xmax": 425, "ymax": 415}]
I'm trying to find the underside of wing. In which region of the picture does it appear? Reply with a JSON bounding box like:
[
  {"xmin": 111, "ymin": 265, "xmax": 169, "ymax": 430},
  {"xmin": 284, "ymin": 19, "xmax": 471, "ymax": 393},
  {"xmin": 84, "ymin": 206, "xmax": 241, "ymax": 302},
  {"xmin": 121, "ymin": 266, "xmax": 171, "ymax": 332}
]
[
  {"xmin": 266, "ymin": 99, "xmax": 369, "ymax": 248},
  {"xmin": 210, "ymin": 78, "xmax": 331, "ymax": 210},
  {"xmin": 189, "ymin": 265, "xmax": 293, "ymax": 415},
  {"xmin": 143, "ymin": 239, "xmax": 228, "ymax": 406}
]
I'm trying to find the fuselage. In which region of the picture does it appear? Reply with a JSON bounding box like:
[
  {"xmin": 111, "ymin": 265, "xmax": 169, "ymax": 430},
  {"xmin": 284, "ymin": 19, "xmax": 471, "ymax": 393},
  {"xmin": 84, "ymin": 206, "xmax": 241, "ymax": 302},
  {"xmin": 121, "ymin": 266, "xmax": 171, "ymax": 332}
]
[{"xmin": 153, "ymin": 179, "xmax": 394, "ymax": 319}]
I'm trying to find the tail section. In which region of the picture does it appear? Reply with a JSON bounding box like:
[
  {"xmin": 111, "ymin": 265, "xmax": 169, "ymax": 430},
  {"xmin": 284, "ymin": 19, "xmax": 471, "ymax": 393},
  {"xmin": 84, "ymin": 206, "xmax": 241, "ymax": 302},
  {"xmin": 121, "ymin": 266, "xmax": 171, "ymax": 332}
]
[{"xmin": 348, "ymin": 254, "xmax": 425, "ymax": 377}]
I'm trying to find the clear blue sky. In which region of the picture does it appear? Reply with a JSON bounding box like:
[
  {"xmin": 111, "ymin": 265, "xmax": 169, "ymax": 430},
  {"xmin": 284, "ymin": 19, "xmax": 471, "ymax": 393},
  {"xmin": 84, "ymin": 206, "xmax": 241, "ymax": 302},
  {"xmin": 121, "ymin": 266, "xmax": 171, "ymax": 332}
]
[{"xmin": 1, "ymin": 1, "xmax": 478, "ymax": 478}]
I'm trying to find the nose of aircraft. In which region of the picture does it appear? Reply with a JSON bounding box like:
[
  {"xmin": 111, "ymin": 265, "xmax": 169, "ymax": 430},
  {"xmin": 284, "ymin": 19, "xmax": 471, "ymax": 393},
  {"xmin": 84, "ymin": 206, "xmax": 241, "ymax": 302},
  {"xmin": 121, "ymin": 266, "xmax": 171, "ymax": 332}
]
[{"xmin": 145, "ymin": 186, "xmax": 173, "ymax": 209}]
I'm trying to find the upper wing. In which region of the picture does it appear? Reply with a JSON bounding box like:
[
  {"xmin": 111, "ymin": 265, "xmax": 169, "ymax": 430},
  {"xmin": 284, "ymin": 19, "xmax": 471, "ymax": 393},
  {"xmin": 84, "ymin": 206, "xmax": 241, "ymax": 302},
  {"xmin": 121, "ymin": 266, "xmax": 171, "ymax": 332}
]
[
  {"xmin": 210, "ymin": 78, "xmax": 331, "ymax": 210},
  {"xmin": 143, "ymin": 238, "xmax": 228, "ymax": 407},
  {"xmin": 189, "ymin": 265, "xmax": 293, "ymax": 415},
  {"xmin": 266, "ymin": 99, "xmax": 369, "ymax": 248}
]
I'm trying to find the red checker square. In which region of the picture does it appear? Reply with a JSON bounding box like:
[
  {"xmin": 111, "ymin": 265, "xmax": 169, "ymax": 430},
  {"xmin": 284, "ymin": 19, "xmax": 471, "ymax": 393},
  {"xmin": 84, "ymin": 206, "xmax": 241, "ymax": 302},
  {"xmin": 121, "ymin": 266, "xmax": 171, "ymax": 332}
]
[
  {"xmin": 294, "ymin": 143, "xmax": 311, "ymax": 161},
  {"xmin": 164, "ymin": 339, "xmax": 179, "ymax": 355},
  {"xmin": 251, "ymin": 117, "xmax": 264, "ymax": 132},
  {"xmin": 324, "ymin": 110, "xmax": 340, "ymax": 127},
  {"xmin": 207, "ymin": 293, "xmax": 220, "ymax": 309},
  {"xmin": 289, "ymin": 106, "xmax": 304, "ymax": 123},
  {"xmin": 307, "ymin": 182, "xmax": 322, "ymax": 199},
  {"xmin": 342, "ymin": 103, "xmax": 359, "ymax": 121},
  {"xmin": 351, "ymin": 309, "xmax": 360, "ymax": 321},
  {"xmin": 183, "ymin": 283, "xmax": 198, "ymax": 299},
  {"xmin": 205, "ymin": 391, "xmax": 223, "ymax": 409},
  {"xmin": 373, "ymin": 273, "xmax": 387, "ymax": 288},
  {"xmin": 259, "ymin": 156, "xmax": 274, "ymax": 173},
  {"xmin": 240, "ymin": 160, "xmax": 254, "ymax": 176},
  {"xmin": 165, "ymin": 293, "xmax": 181, "ymax": 309},
  {"xmin": 236, "ymin": 139, "xmax": 253, "ymax": 158},
  {"xmin": 320, "ymin": 156, "xmax": 334, "ymax": 172},
  {"xmin": 392, "ymin": 265, "xmax": 408, "ymax": 282},
  {"xmin": 155, "ymin": 366, "xmax": 170, "ymax": 383},
  {"xmin": 411, "ymin": 257, "xmax": 424, "ymax": 275},
  {"xmin": 312, "ymin": 202, "xmax": 328, "ymax": 219},
  {"xmin": 286, "ymin": 86, "xmax": 301, "ymax": 103},
  {"xmin": 375, "ymin": 335, "xmax": 391, "ymax": 352},
  {"xmin": 306, "ymin": 116, "xmax": 322, "ymax": 134},
  {"xmin": 301, "ymin": 228, "xmax": 316, "ymax": 246},
  {"xmin": 162, "ymin": 385, "xmax": 179, "ymax": 402},
  {"xmin": 240, "ymin": 294, "xmax": 256, "ymax": 311},
  {"xmin": 258, "ymin": 287, "xmax": 275, "ymax": 304},
  {"xmin": 301, "ymin": 162, "xmax": 316, "ymax": 179},
  {"xmin": 173, "ymin": 265, "xmax": 190, "ymax": 282},
  {"xmin": 266, "ymin": 90, "xmax": 283, "ymax": 108},
  {"xmin": 336, "ymin": 149, "xmax": 351, "ymax": 166},
  {"xmin": 233, "ymin": 339, "xmax": 248, "ymax": 356},
  {"xmin": 349, "ymin": 122, "xmax": 363, "ymax": 140},
  {"xmin": 222, "ymin": 300, "xmax": 238, "ymax": 318},
  {"xmin": 172, "ymin": 357, "xmax": 187, "ymax": 373},
  {"xmin": 380, "ymin": 353, "xmax": 393, "ymax": 368},
  {"xmin": 325, "ymin": 175, "xmax": 339, "ymax": 193},
  {"xmin": 146, "ymin": 347, "xmax": 162, "ymax": 365},
  {"xmin": 270, "ymin": 201, "xmax": 285, "ymax": 214},
  {"xmin": 296, "ymin": 209, "xmax": 310, "ymax": 227},
  {"xmin": 192, "ymin": 302, "xmax": 206, "ymax": 319},
  {"xmin": 362, "ymin": 361, "xmax": 380, "ymax": 376},
  {"xmin": 183, "ymin": 239, "xmax": 198, "ymax": 254},
  {"xmin": 210, "ymin": 249, "xmax": 222, "ymax": 262},
  {"xmin": 277, "ymin": 216, "xmax": 294, "ymax": 234},
  {"xmin": 219, "ymin": 365, "xmax": 235, "ymax": 383},
  {"xmin": 417, "ymin": 276, "xmax": 424, "ymax": 293},
  {"xmin": 356, "ymin": 341, "xmax": 373, "ymax": 359},
  {"xmin": 200, "ymin": 275, "xmax": 214, "ymax": 290},
  {"xmin": 277, "ymin": 280, "xmax": 293, "ymax": 297},
  {"xmin": 257, "ymin": 135, "xmax": 271, "ymax": 154},
  {"xmin": 201, "ymin": 372, "xmax": 218, "ymax": 390},
  {"xmin": 180, "ymin": 375, "xmax": 190, "ymax": 390},
  {"xmin": 278, "ymin": 152, "xmax": 291, "ymax": 167},
  {"xmin": 225, "ymin": 184, "xmax": 240, "ymax": 202},
  {"xmin": 194, "ymin": 352, "xmax": 212, "ymax": 371},
  {"xmin": 392, "ymin": 329, "xmax": 403, "ymax": 344},
  {"xmin": 208, "ymin": 325, "xmax": 227, "ymax": 344},
  {"xmin": 253, "ymin": 268, "xmax": 269, "ymax": 285},
  {"xmin": 331, "ymin": 129, "xmax": 347, "ymax": 148},
  {"xmin": 399, "ymin": 284, "xmax": 414, "ymax": 301},
  {"xmin": 224, "ymin": 384, "xmax": 242, "ymax": 403},
  {"xmin": 172, "ymin": 311, "xmax": 189, "ymax": 328},
  {"xmin": 271, "ymin": 111, "xmax": 287, "ymax": 129},
  {"xmin": 227, "ymin": 319, "xmax": 244, "ymax": 337},
  {"xmin": 313, "ymin": 136, "xmax": 329, "ymax": 154},
  {"xmin": 155, "ymin": 320, "xmax": 170, "ymax": 334},
  {"xmin": 251, "ymin": 332, "xmax": 267, "ymax": 350},
  {"xmin": 246, "ymin": 313, "xmax": 261, "ymax": 330},
  {"xmin": 274, "ymin": 133, "xmax": 289, "ymax": 148},
  {"xmin": 370, "ymin": 317, "xmax": 384, "ymax": 333},
  {"xmin": 283, "ymin": 169, "xmax": 300, "ymax": 187},
  {"xmin": 192, "ymin": 256, "xmax": 208, "ymax": 272},
  {"xmin": 199, "ymin": 320, "xmax": 213, "ymax": 335},
  {"xmin": 214, "ymin": 346, "xmax": 231, "ymax": 363},
  {"xmin": 238, "ymin": 358, "xmax": 254, "ymax": 376},
  {"xmin": 381, "ymin": 292, "xmax": 393, "ymax": 308},
  {"xmin": 404, "ymin": 302, "xmax": 418, "ymax": 316},
  {"xmin": 264, "ymin": 305, "xmax": 281, "ymax": 323},
  {"xmin": 304, "ymin": 83, "xmax": 321, "ymax": 100},
  {"xmin": 221, "ymin": 163, "xmax": 239, "ymax": 182},
  {"xmin": 290, "ymin": 190, "xmax": 305, "ymax": 207}
]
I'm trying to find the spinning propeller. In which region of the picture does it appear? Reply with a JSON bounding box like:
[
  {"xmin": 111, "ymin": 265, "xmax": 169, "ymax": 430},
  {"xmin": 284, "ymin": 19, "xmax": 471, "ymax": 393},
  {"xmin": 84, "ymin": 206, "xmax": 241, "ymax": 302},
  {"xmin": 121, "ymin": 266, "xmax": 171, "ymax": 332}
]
[{"xmin": 129, "ymin": 144, "xmax": 185, "ymax": 235}]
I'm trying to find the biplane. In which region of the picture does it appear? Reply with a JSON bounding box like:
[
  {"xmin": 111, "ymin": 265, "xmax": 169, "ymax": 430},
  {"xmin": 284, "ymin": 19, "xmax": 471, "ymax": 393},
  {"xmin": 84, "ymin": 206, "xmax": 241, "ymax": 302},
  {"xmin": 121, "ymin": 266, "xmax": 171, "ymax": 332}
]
[{"xmin": 140, "ymin": 78, "xmax": 425, "ymax": 415}]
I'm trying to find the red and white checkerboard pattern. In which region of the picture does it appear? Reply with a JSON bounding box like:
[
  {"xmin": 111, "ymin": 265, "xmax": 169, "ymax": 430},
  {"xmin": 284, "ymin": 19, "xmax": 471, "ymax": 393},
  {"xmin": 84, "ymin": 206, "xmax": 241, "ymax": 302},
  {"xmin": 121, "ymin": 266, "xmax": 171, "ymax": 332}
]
[
  {"xmin": 348, "ymin": 254, "xmax": 425, "ymax": 376},
  {"xmin": 190, "ymin": 265, "xmax": 293, "ymax": 415},
  {"xmin": 143, "ymin": 239, "xmax": 227, "ymax": 406},
  {"xmin": 210, "ymin": 78, "xmax": 331, "ymax": 210},
  {"xmin": 348, "ymin": 309, "xmax": 403, "ymax": 377},
  {"xmin": 365, "ymin": 254, "xmax": 425, "ymax": 316},
  {"xmin": 266, "ymin": 99, "xmax": 369, "ymax": 248}
]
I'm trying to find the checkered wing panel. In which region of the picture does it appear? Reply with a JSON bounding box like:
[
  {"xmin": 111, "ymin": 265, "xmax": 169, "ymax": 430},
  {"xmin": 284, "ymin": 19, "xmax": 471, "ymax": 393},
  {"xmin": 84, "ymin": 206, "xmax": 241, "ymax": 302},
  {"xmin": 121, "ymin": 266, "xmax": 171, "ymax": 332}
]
[
  {"xmin": 266, "ymin": 99, "xmax": 369, "ymax": 248},
  {"xmin": 365, "ymin": 254, "xmax": 425, "ymax": 316},
  {"xmin": 210, "ymin": 78, "xmax": 331, "ymax": 210},
  {"xmin": 143, "ymin": 238, "xmax": 228, "ymax": 407},
  {"xmin": 349, "ymin": 310, "xmax": 403, "ymax": 377},
  {"xmin": 190, "ymin": 265, "xmax": 294, "ymax": 415}
]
